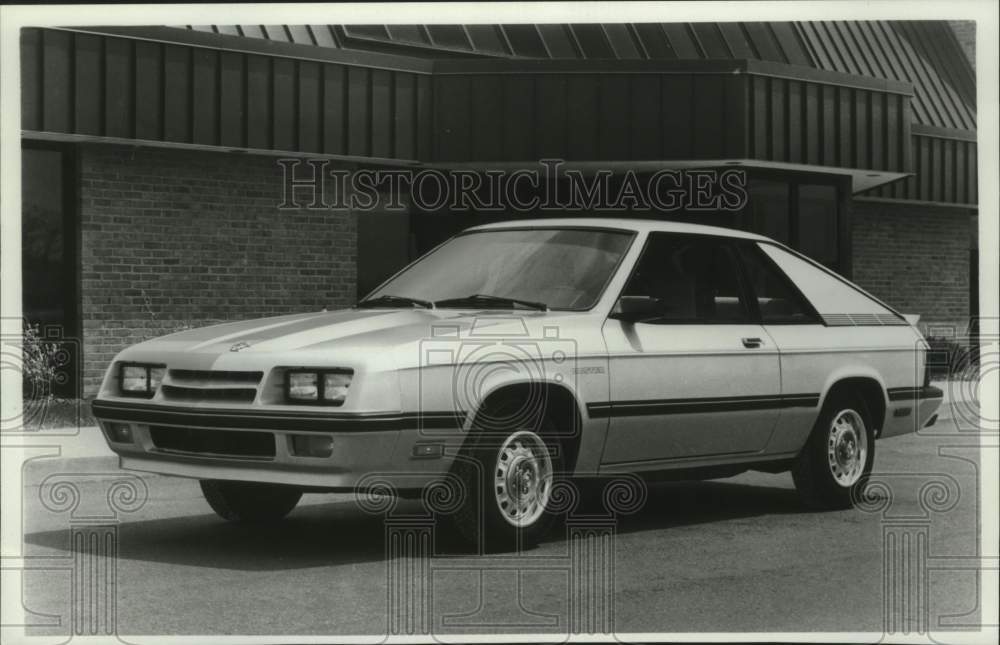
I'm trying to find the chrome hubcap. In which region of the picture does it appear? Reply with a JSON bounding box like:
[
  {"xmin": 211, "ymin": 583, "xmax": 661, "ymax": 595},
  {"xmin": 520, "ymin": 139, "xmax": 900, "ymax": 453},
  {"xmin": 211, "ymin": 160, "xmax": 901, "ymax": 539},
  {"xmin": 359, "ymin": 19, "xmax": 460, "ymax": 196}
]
[
  {"xmin": 494, "ymin": 430, "xmax": 553, "ymax": 527},
  {"xmin": 827, "ymin": 409, "xmax": 868, "ymax": 487}
]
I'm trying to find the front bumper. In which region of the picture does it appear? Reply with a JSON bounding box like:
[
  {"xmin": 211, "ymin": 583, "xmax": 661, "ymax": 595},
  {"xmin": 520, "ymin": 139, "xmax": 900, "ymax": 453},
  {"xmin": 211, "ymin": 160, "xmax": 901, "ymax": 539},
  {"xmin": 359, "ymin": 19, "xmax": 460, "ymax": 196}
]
[{"xmin": 92, "ymin": 399, "xmax": 467, "ymax": 491}]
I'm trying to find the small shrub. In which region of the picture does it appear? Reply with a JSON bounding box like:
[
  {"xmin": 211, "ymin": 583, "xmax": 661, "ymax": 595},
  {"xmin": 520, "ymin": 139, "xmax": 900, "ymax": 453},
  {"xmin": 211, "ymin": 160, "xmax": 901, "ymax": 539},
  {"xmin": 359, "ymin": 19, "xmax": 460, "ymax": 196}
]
[{"xmin": 22, "ymin": 323, "xmax": 63, "ymax": 397}]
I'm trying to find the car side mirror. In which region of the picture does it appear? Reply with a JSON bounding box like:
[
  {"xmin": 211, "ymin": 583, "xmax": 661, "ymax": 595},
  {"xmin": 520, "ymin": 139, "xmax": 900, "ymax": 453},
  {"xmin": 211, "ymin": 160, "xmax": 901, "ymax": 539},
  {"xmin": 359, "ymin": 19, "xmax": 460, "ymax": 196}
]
[{"xmin": 609, "ymin": 296, "xmax": 662, "ymax": 323}]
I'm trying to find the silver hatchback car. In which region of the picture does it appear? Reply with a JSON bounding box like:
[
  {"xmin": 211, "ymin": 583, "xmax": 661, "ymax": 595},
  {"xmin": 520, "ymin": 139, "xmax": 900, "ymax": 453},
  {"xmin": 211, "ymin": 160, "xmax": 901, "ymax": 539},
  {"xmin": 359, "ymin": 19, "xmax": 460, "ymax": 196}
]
[{"xmin": 92, "ymin": 219, "xmax": 942, "ymax": 548}]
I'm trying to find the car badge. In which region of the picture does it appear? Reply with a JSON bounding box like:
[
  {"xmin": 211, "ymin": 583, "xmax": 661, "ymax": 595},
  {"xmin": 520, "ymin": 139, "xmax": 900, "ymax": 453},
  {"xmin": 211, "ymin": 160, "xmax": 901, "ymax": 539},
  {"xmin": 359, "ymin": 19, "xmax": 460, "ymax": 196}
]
[{"xmin": 229, "ymin": 341, "xmax": 251, "ymax": 352}]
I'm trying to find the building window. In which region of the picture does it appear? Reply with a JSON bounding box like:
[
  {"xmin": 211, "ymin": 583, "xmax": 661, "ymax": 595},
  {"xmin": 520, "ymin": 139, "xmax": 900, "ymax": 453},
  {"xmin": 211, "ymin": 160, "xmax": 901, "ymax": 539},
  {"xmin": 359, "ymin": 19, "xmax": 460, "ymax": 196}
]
[
  {"xmin": 797, "ymin": 184, "xmax": 839, "ymax": 268},
  {"xmin": 748, "ymin": 179, "xmax": 790, "ymax": 244},
  {"xmin": 21, "ymin": 144, "xmax": 79, "ymax": 397},
  {"xmin": 746, "ymin": 175, "xmax": 843, "ymax": 273}
]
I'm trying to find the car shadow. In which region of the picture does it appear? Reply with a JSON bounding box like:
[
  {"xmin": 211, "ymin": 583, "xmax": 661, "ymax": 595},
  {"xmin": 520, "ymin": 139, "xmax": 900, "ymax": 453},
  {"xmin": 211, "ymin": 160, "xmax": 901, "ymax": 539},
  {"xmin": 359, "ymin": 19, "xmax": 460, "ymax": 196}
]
[{"xmin": 23, "ymin": 479, "xmax": 810, "ymax": 572}]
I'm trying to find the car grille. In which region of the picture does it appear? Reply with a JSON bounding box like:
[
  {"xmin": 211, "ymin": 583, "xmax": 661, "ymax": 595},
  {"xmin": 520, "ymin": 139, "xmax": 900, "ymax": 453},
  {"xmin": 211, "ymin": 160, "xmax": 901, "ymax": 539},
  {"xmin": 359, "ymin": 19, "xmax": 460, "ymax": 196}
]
[
  {"xmin": 149, "ymin": 426, "xmax": 275, "ymax": 459},
  {"xmin": 160, "ymin": 369, "xmax": 263, "ymax": 404}
]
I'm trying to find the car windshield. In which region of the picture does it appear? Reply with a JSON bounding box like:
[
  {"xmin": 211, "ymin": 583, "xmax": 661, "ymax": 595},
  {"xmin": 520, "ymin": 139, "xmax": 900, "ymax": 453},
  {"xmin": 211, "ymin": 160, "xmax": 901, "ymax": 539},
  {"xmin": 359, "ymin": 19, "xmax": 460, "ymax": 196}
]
[{"xmin": 366, "ymin": 228, "xmax": 633, "ymax": 311}]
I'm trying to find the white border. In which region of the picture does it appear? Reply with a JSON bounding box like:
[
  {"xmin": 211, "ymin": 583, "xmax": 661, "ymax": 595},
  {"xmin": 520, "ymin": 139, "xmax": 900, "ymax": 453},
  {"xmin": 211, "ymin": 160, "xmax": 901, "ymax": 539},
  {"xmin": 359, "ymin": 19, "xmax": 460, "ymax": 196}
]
[{"xmin": 1, "ymin": 2, "xmax": 997, "ymax": 644}]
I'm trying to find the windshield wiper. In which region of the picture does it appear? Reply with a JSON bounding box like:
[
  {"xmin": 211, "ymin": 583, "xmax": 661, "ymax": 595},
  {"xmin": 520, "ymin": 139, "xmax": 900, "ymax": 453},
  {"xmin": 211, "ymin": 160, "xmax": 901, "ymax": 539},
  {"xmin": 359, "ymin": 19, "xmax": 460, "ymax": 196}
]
[
  {"xmin": 356, "ymin": 295, "xmax": 434, "ymax": 309},
  {"xmin": 434, "ymin": 293, "xmax": 548, "ymax": 311}
]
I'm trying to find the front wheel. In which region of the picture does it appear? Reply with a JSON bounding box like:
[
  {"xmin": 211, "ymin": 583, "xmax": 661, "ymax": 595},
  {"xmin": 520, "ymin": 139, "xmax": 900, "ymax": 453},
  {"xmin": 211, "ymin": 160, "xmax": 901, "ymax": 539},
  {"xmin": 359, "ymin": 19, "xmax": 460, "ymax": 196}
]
[
  {"xmin": 200, "ymin": 480, "xmax": 302, "ymax": 523},
  {"xmin": 452, "ymin": 428, "xmax": 561, "ymax": 551},
  {"xmin": 792, "ymin": 392, "xmax": 875, "ymax": 509}
]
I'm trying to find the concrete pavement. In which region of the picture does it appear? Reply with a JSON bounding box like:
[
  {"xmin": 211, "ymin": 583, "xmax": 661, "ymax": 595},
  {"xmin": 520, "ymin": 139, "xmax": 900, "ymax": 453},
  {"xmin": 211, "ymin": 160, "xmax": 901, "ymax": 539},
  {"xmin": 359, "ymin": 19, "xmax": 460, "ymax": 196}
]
[{"xmin": 14, "ymin": 417, "xmax": 983, "ymax": 637}]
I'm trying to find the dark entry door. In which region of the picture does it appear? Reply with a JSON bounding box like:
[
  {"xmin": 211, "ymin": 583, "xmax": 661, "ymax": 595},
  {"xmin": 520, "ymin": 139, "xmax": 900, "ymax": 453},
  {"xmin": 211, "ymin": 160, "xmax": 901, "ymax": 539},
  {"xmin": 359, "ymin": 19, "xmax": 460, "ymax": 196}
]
[{"xmin": 21, "ymin": 144, "xmax": 80, "ymax": 398}]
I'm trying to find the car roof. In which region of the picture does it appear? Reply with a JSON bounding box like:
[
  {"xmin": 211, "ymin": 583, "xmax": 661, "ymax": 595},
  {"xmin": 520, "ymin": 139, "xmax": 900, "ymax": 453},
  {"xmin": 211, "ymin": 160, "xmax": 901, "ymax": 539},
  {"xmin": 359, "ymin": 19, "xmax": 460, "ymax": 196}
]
[{"xmin": 466, "ymin": 217, "xmax": 770, "ymax": 241}]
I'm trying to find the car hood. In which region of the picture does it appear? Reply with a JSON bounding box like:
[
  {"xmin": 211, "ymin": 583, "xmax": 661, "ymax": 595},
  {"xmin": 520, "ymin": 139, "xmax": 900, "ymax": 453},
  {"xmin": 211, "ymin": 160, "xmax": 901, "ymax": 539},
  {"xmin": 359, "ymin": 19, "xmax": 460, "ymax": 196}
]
[{"xmin": 121, "ymin": 307, "xmax": 590, "ymax": 369}]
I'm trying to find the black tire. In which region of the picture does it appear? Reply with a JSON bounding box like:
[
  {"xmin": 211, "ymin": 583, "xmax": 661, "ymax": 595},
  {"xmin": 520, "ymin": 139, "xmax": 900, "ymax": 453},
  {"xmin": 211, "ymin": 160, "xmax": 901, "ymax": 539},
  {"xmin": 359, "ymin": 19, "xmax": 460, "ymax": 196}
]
[
  {"xmin": 200, "ymin": 480, "xmax": 302, "ymax": 523},
  {"xmin": 792, "ymin": 390, "xmax": 876, "ymax": 510},
  {"xmin": 451, "ymin": 411, "xmax": 564, "ymax": 552}
]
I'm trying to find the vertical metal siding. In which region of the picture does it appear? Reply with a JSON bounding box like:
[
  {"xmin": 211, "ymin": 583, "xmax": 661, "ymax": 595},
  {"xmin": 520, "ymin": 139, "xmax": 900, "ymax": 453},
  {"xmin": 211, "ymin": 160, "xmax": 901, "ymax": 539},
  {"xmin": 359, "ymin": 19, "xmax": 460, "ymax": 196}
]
[
  {"xmin": 743, "ymin": 71, "xmax": 910, "ymax": 173},
  {"xmin": 321, "ymin": 64, "xmax": 346, "ymax": 155},
  {"xmin": 630, "ymin": 75, "xmax": 662, "ymax": 160},
  {"xmin": 191, "ymin": 21, "xmax": 971, "ymax": 131},
  {"xmin": 787, "ymin": 80, "xmax": 802, "ymax": 163},
  {"xmin": 22, "ymin": 26, "xmax": 974, "ymax": 205},
  {"xmin": 501, "ymin": 76, "xmax": 534, "ymax": 160},
  {"xmin": 694, "ymin": 75, "xmax": 727, "ymax": 159},
  {"xmin": 179, "ymin": 17, "xmax": 978, "ymax": 212},
  {"xmin": 297, "ymin": 61, "xmax": 321, "ymax": 153},
  {"xmin": 20, "ymin": 28, "xmax": 428, "ymax": 161},
  {"xmin": 103, "ymin": 37, "xmax": 132, "ymax": 138},
  {"xmin": 370, "ymin": 69, "xmax": 393, "ymax": 158},
  {"xmin": 42, "ymin": 29, "xmax": 73, "ymax": 133},
  {"xmin": 73, "ymin": 33, "xmax": 102, "ymax": 136},
  {"xmin": 347, "ymin": 66, "xmax": 370, "ymax": 157},
  {"xmin": 430, "ymin": 69, "xmax": 752, "ymax": 164},
  {"xmin": 661, "ymin": 75, "xmax": 694, "ymax": 159},
  {"xmin": 219, "ymin": 50, "xmax": 245, "ymax": 148},
  {"xmin": 598, "ymin": 76, "xmax": 629, "ymax": 159},
  {"xmin": 535, "ymin": 75, "xmax": 568, "ymax": 158},
  {"xmin": 163, "ymin": 45, "xmax": 191, "ymax": 143},
  {"xmin": 803, "ymin": 82, "xmax": 820, "ymax": 164},
  {"xmin": 393, "ymin": 72, "xmax": 416, "ymax": 160},
  {"xmin": 271, "ymin": 57, "xmax": 296, "ymax": 151},
  {"xmin": 134, "ymin": 40, "xmax": 163, "ymax": 140},
  {"xmin": 868, "ymin": 128, "xmax": 976, "ymax": 205},
  {"xmin": 567, "ymin": 75, "xmax": 599, "ymax": 159}
]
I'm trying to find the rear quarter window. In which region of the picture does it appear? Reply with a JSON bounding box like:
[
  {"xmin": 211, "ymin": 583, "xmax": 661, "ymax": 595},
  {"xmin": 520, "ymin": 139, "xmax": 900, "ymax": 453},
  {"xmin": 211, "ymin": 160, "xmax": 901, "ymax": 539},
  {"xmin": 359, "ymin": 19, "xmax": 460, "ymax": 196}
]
[{"xmin": 758, "ymin": 243, "xmax": 902, "ymax": 320}]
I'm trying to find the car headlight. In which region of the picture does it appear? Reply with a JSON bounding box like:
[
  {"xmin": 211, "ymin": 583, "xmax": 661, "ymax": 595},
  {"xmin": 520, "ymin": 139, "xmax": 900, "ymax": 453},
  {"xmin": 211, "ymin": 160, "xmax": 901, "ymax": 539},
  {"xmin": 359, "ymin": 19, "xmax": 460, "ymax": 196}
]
[
  {"xmin": 285, "ymin": 369, "xmax": 353, "ymax": 406},
  {"xmin": 119, "ymin": 363, "xmax": 165, "ymax": 398}
]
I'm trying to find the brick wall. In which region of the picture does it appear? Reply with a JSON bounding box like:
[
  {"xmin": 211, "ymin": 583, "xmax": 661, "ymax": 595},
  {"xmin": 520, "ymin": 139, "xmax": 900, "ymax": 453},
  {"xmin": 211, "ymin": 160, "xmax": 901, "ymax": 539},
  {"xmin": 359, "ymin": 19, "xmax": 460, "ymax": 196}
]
[
  {"xmin": 851, "ymin": 199, "xmax": 973, "ymax": 334},
  {"xmin": 79, "ymin": 145, "xmax": 357, "ymax": 395}
]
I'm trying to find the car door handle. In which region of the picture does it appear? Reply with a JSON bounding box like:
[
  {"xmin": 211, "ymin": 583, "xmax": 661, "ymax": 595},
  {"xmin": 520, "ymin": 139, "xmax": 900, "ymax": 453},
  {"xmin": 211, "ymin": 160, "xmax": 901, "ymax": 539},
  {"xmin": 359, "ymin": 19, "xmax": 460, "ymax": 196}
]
[{"xmin": 742, "ymin": 337, "xmax": 763, "ymax": 349}]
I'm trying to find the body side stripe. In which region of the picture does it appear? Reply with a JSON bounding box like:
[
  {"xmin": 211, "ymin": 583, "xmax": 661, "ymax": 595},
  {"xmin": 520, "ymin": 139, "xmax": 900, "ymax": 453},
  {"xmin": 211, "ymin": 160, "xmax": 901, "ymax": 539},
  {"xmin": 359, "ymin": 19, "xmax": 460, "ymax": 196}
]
[{"xmin": 586, "ymin": 393, "xmax": 820, "ymax": 418}]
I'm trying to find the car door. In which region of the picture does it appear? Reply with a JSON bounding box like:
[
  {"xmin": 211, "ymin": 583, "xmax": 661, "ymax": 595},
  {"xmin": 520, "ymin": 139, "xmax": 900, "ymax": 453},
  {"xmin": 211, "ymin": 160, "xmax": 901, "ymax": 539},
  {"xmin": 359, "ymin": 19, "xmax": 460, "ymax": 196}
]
[
  {"xmin": 737, "ymin": 241, "xmax": 924, "ymax": 453},
  {"xmin": 598, "ymin": 233, "xmax": 782, "ymax": 467}
]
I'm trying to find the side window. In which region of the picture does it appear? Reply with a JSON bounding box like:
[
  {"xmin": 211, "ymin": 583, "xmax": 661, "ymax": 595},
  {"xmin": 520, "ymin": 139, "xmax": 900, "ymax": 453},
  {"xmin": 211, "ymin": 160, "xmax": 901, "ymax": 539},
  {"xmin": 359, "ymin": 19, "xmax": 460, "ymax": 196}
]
[
  {"xmin": 622, "ymin": 234, "xmax": 751, "ymax": 323},
  {"xmin": 737, "ymin": 244, "xmax": 817, "ymax": 323},
  {"xmin": 759, "ymin": 243, "xmax": 901, "ymax": 318}
]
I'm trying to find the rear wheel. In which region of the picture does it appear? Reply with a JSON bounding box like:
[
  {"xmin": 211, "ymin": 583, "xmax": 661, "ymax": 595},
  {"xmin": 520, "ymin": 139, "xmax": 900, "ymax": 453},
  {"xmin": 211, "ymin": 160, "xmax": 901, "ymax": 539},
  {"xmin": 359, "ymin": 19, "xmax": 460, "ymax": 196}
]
[
  {"xmin": 792, "ymin": 391, "xmax": 875, "ymax": 509},
  {"xmin": 200, "ymin": 480, "xmax": 302, "ymax": 523}
]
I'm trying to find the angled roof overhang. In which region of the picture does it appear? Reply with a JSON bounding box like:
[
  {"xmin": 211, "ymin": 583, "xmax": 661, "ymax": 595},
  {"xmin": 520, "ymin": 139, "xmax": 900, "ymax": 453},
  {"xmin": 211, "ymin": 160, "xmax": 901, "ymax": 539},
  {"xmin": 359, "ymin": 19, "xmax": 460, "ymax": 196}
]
[
  {"xmin": 22, "ymin": 26, "xmax": 914, "ymax": 194},
  {"xmin": 426, "ymin": 57, "xmax": 913, "ymax": 193}
]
